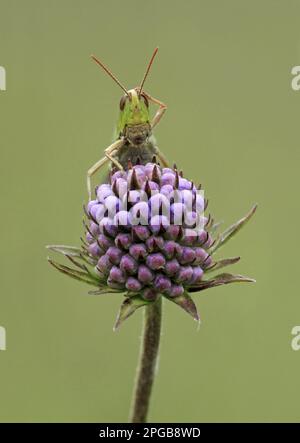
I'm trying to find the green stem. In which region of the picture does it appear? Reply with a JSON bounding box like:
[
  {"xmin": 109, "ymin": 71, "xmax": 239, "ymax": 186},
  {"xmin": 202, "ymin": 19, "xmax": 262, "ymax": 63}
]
[{"xmin": 130, "ymin": 296, "xmax": 162, "ymax": 423}]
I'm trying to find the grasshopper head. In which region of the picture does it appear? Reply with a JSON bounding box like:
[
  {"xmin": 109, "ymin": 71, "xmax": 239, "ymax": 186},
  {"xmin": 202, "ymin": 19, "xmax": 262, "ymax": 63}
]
[
  {"xmin": 91, "ymin": 47, "xmax": 159, "ymax": 141},
  {"xmin": 117, "ymin": 89, "xmax": 150, "ymax": 135}
]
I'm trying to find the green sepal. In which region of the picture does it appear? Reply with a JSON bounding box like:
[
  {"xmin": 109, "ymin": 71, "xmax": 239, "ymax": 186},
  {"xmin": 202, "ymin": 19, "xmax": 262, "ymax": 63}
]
[
  {"xmin": 46, "ymin": 244, "xmax": 96, "ymax": 265},
  {"xmin": 47, "ymin": 258, "xmax": 99, "ymax": 286},
  {"xmin": 165, "ymin": 291, "xmax": 199, "ymax": 322},
  {"xmin": 205, "ymin": 256, "xmax": 240, "ymax": 273},
  {"xmin": 113, "ymin": 295, "xmax": 150, "ymax": 331},
  {"xmin": 46, "ymin": 244, "xmax": 83, "ymax": 257},
  {"xmin": 209, "ymin": 221, "xmax": 223, "ymax": 235},
  {"xmin": 188, "ymin": 272, "xmax": 256, "ymax": 293},
  {"xmin": 87, "ymin": 288, "xmax": 123, "ymax": 296},
  {"xmin": 209, "ymin": 204, "xmax": 257, "ymax": 254}
]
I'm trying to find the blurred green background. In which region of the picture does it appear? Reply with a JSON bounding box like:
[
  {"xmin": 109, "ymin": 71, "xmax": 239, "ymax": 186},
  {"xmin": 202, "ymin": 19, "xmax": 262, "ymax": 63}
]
[{"xmin": 1, "ymin": 0, "xmax": 300, "ymax": 423}]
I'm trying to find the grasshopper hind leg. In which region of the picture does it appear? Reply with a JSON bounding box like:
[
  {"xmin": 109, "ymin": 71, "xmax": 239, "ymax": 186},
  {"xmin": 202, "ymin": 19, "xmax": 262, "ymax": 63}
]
[
  {"xmin": 147, "ymin": 135, "xmax": 169, "ymax": 168},
  {"xmin": 154, "ymin": 145, "xmax": 170, "ymax": 168}
]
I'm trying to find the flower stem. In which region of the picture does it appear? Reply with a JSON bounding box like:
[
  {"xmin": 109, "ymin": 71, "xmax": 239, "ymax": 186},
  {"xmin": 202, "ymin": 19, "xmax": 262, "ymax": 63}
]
[{"xmin": 130, "ymin": 296, "xmax": 162, "ymax": 423}]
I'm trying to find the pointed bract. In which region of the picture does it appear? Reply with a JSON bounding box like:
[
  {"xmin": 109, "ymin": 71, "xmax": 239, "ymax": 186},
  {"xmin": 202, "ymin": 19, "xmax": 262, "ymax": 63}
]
[
  {"xmin": 47, "ymin": 258, "xmax": 99, "ymax": 286},
  {"xmin": 46, "ymin": 245, "xmax": 83, "ymax": 257},
  {"xmin": 205, "ymin": 256, "xmax": 240, "ymax": 273},
  {"xmin": 210, "ymin": 205, "xmax": 257, "ymax": 254},
  {"xmin": 189, "ymin": 272, "xmax": 256, "ymax": 293},
  {"xmin": 166, "ymin": 291, "xmax": 199, "ymax": 321},
  {"xmin": 113, "ymin": 295, "xmax": 149, "ymax": 331}
]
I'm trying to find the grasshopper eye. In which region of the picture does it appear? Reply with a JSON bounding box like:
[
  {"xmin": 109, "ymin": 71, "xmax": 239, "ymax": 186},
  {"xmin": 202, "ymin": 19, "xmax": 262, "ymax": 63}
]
[
  {"xmin": 141, "ymin": 93, "xmax": 149, "ymax": 108},
  {"xmin": 119, "ymin": 95, "xmax": 127, "ymax": 111}
]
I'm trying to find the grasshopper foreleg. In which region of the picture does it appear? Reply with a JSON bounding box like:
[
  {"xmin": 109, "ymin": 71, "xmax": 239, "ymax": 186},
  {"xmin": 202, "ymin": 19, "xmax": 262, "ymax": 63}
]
[
  {"xmin": 144, "ymin": 93, "xmax": 167, "ymax": 129},
  {"xmin": 87, "ymin": 138, "xmax": 124, "ymax": 200},
  {"xmin": 105, "ymin": 152, "xmax": 124, "ymax": 171}
]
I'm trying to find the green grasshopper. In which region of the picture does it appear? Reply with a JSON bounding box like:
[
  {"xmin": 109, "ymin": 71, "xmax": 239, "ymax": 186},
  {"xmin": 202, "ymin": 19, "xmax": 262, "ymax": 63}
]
[{"xmin": 87, "ymin": 48, "xmax": 169, "ymax": 200}]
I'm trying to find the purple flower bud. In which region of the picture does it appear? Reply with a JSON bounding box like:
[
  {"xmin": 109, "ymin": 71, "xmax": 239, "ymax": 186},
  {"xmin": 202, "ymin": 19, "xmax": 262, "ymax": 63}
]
[
  {"xmin": 165, "ymin": 258, "xmax": 180, "ymax": 276},
  {"xmin": 97, "ymin": 234, "xmax": 113, "ymax": 251},
  {"xmin": 89, "ymin": 203, "xmax": 105, "ymax": 222},
  {"xmin": 147, "ymin": 180, "xmax": 160, "ymax": 191},
  {"xmin": 161, "ymin": 172, "xmax": 176, "ymax": 186},
  {"xmin": 120, "ymin": 254, "xmax": 138, "ymax": 275},
  {"xmin": 202, "ymin": 254, "xmax": 212, "ymax": 268},
  {"xmin": 164, "ymin": 225, "xmax": 181, "ymax": 240},
  {"xmin": 129, "ymin": 243, "xmax": 147, "ymax": 261},
  {"xmin": 149, "ymin": 215, "xmax": 170, "ymax": 234},
  {"xmin": 165, "ymin": 284, "xmax": 184, "ymax": 298},
  {"xmin": 146, "ymin": 253, "xmax": 166, "ymax": 270},
  {"xmin": 105, "ymin": 195, "xmax": 122, "ymax": 215},
  {"xmin": 86, "ymin": 232, "xmax": 94, "ymax": 244},
  {"xmin": 171, "ymin": 202, "xmax": 185, "ymax": 224},
  {"xmin": 114, "ymin": 178, "xmax": 128, "ymax": 197},
  {"xmin": 146, "ymin": 236, "xmax": 164, "ymax": 252},
  {"xmin": 87, "ymin": 199, "xmax": 98, "ymax": 213},
  {"xmin": 177, "ymin": 247, "xmax": 196, "ymax": 265},
  {"xmin": 197, "ymin": 230, "xmax": 213, "ymax": 248},
  {"xmin": 142, "ymin": 287, "xmax": 158, "ymax": 301},
  {"xmin": 138, "ymin": 265, "xmax": 154, "ymax": 283},
  {"xmin": 132, "ymin": 225, "xmax": 150, "ymax": 241},
  {"xmin": 164, "ymin": 241, "xmax": 181, "ymax": 259},
  {"xmin": 111, "ymin": 170, "xmax": 126, "ymax": 181},
  {"xmin": 182, "ymin": 229, "xmax": 197, "ymax": 246},
  {"xmin": 149, "ymin": 193, "xmax": 170, "ymax": 215},
  {"xmin": 176, "ymin": 266, "xmax": 193, "ymax": 283},
  {"xmin": 126, "ymin": 190, "xmax": 147, "ymax": 205},
  {"xmin": 145, "ymin": 163, "xmax": 159, "ymax": 178},
  {"xmin": 189, "ymin": 266, "xmax": 204, "ymax": 284},
  {"xmin": 194, "ymin": 247, "xmax": 208, "ymax": 264},
  {"xmin": 126, "ymin": 277, "xmax": 142, "ymax": 292},
  {"xmin": 195, "ymin": 194, "xmax": 204, "ymax": 213},
  {"xmin": 129, "ymin": 201, "xmax": 149, "ymax": 225},
  {"xmin": 179, "ymin": 177, "xmax": 192, "ymax": 190},
  {"xmin": 98, "ymin": 218, "xmax": 117, "ymax": 237},
  {"xmin": 127, "ymin": 168, "xmax": 146, "ymax": 186},
  {"xmin": 97, "ymin": 185, "xmax": 114, "ymax": 202},
  {"xmin": 184, "ymin": 211, "xmax": 198, "ymax": 228},
  {"xmin": 97, "ymin": 254, "xmax": 113, "ymax": 275},
  {"xmin": 115, "ymin": 233, "xmax": 132, "ymax": 250},
  {"xmin": 162, "ymin": 167, "xmax": 175, "ymax": 175},
  {"xmin": 133, "ymin": 165, "xmax": 146, "ymax": 175},
  {"xmin": 106, "ymin": 246, "xmax": 123, "ymax": 265},
  {"xmin": 113, "ymin": 211, "xmax": 131, "ymax": 229},
  {"xmin": 180, "ymin": 191, "xmax": 194, "ymax": 216},
  {"xmin": 154, "ymin": 274, "xmax": 171, "ymax": 292},
  {"xmin": 88, "ymin": 242, "xmax": 102, "ymax": 257},
  {"xmin": 89, "ymin": 221, "xmax": 99, "ymax": 236},
  {"xmin": 109, "ymin": 265, "xmax": 126, "ymax": 283},
  {"xmin": 160, "ymin": 184, "xmax": 175, "ymax": 197}
]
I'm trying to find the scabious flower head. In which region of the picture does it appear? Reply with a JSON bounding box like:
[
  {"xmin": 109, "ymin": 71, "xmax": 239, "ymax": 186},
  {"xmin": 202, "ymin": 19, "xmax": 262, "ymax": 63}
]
[{"xmin": 48, "ymin": 161, "xmax": 256, "ymax": 329}]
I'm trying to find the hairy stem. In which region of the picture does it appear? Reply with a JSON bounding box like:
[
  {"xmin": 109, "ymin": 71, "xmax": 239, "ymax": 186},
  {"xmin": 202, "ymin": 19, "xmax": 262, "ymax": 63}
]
[{"xmin": 130, "ymin": 296, "xmax": 162, "ymax": 423}]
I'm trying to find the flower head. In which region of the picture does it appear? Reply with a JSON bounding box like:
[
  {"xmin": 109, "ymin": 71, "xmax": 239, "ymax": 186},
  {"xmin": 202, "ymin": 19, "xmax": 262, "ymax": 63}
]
[{"xmin": 47, "ymin": 161, "xmax": 256, "ymax": 329}]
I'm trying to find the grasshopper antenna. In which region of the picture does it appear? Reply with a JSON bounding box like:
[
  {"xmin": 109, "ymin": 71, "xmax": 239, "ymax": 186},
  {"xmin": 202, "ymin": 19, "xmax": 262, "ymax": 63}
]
[
  {"xmin": 91, "ymin": 54, "xmax": 130, "ymax": 97},
  {"xmin": 139, "ymin": 47, "xmax": 159, "ymax": 96}
]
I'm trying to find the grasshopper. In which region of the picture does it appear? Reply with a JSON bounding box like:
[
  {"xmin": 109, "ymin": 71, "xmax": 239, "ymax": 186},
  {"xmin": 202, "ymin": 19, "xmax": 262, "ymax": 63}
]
[{"xmin": 87, "ymin": 48, "xmax": 169, "ymax": 200}]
